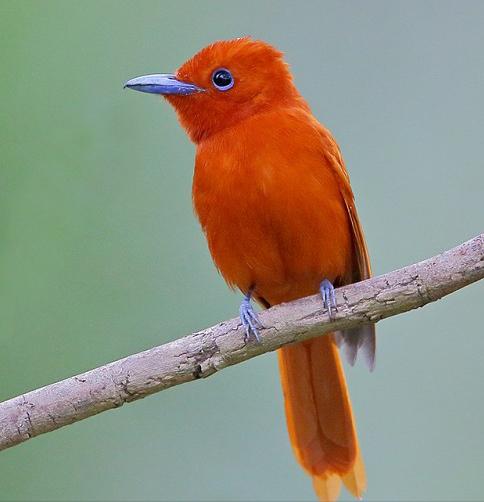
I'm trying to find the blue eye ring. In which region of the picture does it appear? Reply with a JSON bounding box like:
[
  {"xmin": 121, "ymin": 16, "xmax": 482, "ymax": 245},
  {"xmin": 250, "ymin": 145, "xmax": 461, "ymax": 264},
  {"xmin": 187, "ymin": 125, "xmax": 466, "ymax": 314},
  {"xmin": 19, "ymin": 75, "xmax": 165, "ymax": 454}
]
[{"xmin": 211, "ymin": 68, "xmax": 234, "ymax": 91}]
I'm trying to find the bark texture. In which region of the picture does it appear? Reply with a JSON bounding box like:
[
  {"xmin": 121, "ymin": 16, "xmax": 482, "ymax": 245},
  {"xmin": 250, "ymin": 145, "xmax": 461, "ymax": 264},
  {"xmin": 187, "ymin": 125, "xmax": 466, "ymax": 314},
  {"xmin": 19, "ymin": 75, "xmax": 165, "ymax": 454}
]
[{"xmin": 1, "ymin": 234, "xmax": 482, "ymax": 452}]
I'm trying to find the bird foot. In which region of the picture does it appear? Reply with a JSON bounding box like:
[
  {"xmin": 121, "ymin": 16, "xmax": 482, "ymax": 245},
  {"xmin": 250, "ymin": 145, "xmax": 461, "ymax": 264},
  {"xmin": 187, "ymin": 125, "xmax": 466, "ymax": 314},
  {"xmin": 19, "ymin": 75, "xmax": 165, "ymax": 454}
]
[
  {"xmin": 320, "ymin": 279, "xmax": 337, "ymax": 319},
  {"xmin": 239, "ymin": 294, "xmax": 263, "ymax": 342}
]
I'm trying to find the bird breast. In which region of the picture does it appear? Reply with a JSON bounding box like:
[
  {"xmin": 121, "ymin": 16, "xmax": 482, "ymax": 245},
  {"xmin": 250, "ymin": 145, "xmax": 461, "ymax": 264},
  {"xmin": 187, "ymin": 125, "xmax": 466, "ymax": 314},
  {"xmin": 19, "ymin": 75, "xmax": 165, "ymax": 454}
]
[{"xmin": 192, "ymin": 109, "xmax": 353, "ymax": 305}]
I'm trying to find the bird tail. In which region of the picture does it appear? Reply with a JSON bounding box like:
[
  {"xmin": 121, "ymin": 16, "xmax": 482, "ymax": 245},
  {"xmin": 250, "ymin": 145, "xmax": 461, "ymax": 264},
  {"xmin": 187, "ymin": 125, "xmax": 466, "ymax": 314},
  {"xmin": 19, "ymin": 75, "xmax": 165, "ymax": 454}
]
[{"xmin": 278, "ymin": 335, "xmax": 366, "ymax": 502}]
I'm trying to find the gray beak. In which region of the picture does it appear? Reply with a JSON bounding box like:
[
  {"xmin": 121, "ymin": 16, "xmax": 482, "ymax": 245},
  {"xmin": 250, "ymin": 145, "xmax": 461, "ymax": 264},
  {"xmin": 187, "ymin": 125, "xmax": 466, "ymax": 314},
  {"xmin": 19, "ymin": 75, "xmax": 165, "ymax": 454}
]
[{"xmin": 124, "ymin": 73, "xmax": 203, "ymax": 95}]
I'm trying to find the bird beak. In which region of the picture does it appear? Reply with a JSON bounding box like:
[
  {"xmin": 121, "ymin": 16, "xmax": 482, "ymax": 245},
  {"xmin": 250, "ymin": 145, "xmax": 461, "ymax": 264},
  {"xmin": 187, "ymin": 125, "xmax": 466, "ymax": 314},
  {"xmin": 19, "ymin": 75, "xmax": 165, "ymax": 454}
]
[{"xmin": 124, "ymin": 73, "xmax": 203, "ymax": 95}]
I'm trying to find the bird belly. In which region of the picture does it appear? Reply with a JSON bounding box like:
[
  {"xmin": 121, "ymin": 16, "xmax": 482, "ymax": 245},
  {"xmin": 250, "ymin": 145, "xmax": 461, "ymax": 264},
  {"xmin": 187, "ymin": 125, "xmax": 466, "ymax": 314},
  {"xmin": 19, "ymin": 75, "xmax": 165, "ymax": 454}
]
[{"xmin": 193, "ymin": 160, "xmax": 353, "ymax": 306}]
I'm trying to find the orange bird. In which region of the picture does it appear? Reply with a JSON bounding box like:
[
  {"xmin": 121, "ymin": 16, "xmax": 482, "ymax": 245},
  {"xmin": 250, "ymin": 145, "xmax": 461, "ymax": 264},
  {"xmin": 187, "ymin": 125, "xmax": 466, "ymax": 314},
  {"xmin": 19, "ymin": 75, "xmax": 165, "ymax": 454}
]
[{"xmin": 125, "ymin": 37, "xmax": 375, "ymax": 502}]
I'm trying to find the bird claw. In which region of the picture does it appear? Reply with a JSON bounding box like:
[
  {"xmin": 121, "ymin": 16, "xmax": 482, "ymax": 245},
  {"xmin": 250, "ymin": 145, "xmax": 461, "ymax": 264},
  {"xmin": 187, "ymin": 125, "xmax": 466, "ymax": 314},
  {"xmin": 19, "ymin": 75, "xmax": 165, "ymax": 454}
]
[
  {"xmin": 240, "ymin": 295, "xmax": 263, "ymax": 343},
  {"xmin": 320, "ymin": 279, "xmax": 337, "ymax": 319}
]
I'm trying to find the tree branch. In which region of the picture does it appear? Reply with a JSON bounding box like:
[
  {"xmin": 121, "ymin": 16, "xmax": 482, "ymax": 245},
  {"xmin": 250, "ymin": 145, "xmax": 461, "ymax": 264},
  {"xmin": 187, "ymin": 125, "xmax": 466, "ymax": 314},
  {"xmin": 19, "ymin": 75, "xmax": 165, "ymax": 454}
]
[{"xmin": 1, "ymin": 234, "xmax": 483, "ymax": 452}]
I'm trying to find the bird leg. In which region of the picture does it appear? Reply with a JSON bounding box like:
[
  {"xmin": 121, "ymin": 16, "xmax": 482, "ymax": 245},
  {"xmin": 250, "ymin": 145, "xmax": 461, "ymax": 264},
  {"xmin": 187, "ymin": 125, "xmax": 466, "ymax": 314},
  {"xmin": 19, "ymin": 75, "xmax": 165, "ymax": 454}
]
[
  {"xmin": 239, "ymin": 287, "xmax": 263, "ymax": 342},
  {"xmin": 320, "ymin": 279, "xmax": 338, "ymax": 319}
]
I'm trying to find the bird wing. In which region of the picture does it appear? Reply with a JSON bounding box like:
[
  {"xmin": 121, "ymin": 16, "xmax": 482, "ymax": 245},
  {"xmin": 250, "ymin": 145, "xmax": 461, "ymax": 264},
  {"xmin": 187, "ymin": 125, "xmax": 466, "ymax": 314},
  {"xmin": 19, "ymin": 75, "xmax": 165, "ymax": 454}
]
[{"xmin": 319, "ymin": 125, "xmax": 376, "ymax": 371}]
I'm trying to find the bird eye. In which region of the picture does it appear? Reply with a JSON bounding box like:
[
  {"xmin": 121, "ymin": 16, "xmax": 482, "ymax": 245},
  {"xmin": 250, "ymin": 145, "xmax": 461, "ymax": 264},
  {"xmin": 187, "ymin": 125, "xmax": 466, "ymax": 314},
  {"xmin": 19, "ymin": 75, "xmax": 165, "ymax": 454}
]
[{"xmin": 211, "ymin": 68, "xmax": 234, "ymax": 91}]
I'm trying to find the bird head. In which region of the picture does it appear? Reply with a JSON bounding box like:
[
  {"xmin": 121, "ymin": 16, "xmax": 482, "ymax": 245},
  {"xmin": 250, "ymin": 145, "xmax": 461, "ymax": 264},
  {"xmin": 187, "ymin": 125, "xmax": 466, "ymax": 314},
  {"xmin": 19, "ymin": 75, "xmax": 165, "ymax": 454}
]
[{"xmin": 125, "ymin": 37, "xmax": 305, "ymax": 142}]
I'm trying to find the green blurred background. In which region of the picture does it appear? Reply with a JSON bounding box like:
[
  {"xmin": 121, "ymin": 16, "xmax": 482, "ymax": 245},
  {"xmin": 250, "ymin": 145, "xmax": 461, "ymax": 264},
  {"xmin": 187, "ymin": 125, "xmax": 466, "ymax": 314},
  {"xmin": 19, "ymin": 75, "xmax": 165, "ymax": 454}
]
[{"xmin": 1, "ymin": 1, "xmax": 483, "ymax": 500}]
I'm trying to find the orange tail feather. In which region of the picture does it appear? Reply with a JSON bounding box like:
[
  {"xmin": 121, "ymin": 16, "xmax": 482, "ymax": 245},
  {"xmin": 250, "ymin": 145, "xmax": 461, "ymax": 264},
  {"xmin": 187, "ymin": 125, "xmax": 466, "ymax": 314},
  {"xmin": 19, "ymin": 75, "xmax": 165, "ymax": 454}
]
[{"xmin": 278, "ymin": 335, "xmax": 366, "ymax": 501}]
